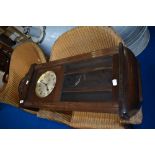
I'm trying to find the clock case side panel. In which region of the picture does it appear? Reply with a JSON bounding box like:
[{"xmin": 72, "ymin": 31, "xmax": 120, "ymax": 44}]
[
  {"xmin": 118, "ymin": 43, "xmax": 142, "ymax": 119},
  {"xmin": 18, "ymin": 63, "xmax": 36, "ymax": 106}
]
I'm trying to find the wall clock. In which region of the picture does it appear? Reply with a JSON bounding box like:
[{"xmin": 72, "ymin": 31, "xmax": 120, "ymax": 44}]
[{"xmin": 18, "ymin": 43, "xmax": 142, "ymax": 120}]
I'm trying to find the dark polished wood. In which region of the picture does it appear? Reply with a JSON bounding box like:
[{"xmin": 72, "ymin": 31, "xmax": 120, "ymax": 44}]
[
  {"xmin": 22, "ymin": 101, "xmax": 119, "ymax": 113},
  {"xmin": 18, "ymin": 43, "xmax": 142, "ymax": 119}
]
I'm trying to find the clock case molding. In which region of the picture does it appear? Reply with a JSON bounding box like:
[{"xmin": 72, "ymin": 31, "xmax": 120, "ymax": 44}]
[{"xmin": 18, "ymin": 43, "xmax": 142, "ymax": 120}]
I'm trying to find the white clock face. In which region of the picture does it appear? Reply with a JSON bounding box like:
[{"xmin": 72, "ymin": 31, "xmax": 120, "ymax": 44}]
[{"xmin": 35, "ymin": 71, "xmax": 56, "ymax": 98}]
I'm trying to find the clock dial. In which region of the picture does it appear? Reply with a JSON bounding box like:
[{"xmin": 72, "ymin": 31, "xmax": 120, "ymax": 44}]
[{"xmin": 35, "ymin": 71, "xmax": 56, "ymax": 98}]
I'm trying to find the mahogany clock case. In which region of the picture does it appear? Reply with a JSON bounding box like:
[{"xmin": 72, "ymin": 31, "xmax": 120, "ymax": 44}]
[{"xmin": 18, "ymin": 43, "xmax": 142, "ymax": 120}]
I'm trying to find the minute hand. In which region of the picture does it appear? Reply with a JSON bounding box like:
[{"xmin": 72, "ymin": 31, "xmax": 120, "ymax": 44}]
[
  {"xmin": 40, "ymin": 81, "xmax": 47, "ymax": 85},
  {"xmin": 40, "ymin": 81, "xmax": 50, "ymax": 91}
]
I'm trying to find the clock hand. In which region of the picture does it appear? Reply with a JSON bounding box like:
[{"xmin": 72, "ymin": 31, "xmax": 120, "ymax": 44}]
[
  {"xmin": 40, "ymin": 81, "xmax": 50, "ymax": 92},
  {"xmin": 40, "ymin": 81, "xmax": 47, "ymax": 86}
]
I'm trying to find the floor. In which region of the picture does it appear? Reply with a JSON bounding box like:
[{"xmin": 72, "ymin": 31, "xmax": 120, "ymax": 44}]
[
  {"xmin": 0, "ymin": 26, "xmax": 155, "ymax": 129},
  {"xmin": 0, "ymin": 103, "xmax": 71, "ymax": 129}
]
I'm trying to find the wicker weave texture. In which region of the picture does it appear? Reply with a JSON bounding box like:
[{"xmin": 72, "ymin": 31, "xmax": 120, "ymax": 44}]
[
  {"xmin": 0, "ymin": 27, "xmax": 142, "ymax": 128},
  {"xmin": 39, "ymin": 26, "xmax": 124, "ymax": 128},
  {"xmin": 41, "ymin": 26, "xmax": 142, "ymax": 128},
  {"xmin": 51, "ymin": 26, "xmax": 123, "ymax": 60},
  {"xmin": 0, "ymin": 42, "xmax": 46, "ymax": 107}
]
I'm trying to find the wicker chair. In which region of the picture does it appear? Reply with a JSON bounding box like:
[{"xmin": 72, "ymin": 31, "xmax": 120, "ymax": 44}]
[
  {"xmin": 0, "ymin": 27, "xmax": 142, "ymax": 128},
  {"xmin": 38, "ymin": 26, "xmax": 142, "ymax": 128},
  {"xmin": 0, "ymin": 42, "xmax": 46, "ymax": 113}
]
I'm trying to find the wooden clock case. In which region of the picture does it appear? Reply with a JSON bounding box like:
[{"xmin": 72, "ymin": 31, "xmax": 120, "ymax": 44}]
[{"xmin": 18, "ymin": 43, "xmax": 142, "ymax": 120}]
